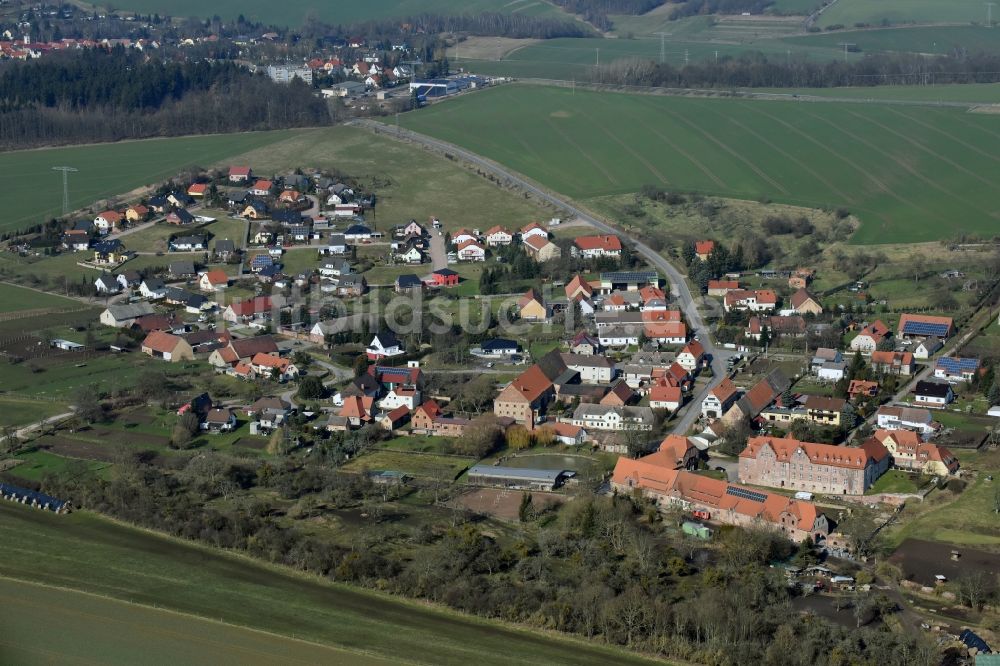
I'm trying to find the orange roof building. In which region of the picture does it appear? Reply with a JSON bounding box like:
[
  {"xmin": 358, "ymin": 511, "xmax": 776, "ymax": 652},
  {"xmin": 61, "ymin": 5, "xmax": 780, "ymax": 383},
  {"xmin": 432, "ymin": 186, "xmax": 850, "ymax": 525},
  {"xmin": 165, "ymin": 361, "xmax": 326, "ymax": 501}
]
[
  {"xmin": 738, "ymin": 435, "xmax": 890, "ymax": 495},
  {"xmin": 613, "ymin": 451, "xmax": 829, "ymax": 543}
]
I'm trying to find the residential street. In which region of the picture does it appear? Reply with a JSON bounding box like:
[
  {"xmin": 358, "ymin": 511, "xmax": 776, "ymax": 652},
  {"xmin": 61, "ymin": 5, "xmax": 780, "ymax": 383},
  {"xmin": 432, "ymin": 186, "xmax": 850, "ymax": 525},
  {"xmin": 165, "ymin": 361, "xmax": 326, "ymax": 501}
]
[
  {"xmin": 355, "ymin": 119, "xmax": 733, "ymax": 435},
  {"xmin": 429, "ymin": 232, "xmax": 448, "ymax": 270}
]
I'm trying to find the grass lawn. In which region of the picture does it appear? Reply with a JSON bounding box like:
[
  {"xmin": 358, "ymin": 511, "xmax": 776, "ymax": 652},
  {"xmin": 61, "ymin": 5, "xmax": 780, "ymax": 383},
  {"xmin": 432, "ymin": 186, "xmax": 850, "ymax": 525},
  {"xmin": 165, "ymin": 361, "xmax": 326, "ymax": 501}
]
[
  {"xmin": 2, "ymin": 355, "xmax": 206, "ymax": 399},
  {"xmin": 0, "ymin": 130, "xmax": 304, "ymax": 235},
  {"xmin": 0, "ymin": 283, "xmax": 83, "ymax": 313},
  {"xmin": 0, "ymin": 250, "xmax": 173, "ymax": 285},
  {"xmin": 0, "ymin": 578, "xmax": 384, "ymax": 666},
  {"xmin": 400, "ymin": 84, "xmax": 1000, "ymax": 244},
  {"xmin": 886, "ymin": 449, "xmax": 1000, "ymax": 550},
  {"xmin": 784, "ymin": 26, "xmax": 1000, "ymax": 60},
  {"xmin": 0, "ymin": 397, "xmax": 69, "ymax": 428},
  {"xmin": 341, "ymin": 449, "xmax": 475, "ymax": 480},
  {"xmin": 378, "ymin": 435, "xmax": 456, "ymax": 454},
  {"xmin": 867, "ymin": 470, "xmax": 921, "ymax": 495},
  {"xmin": 8, "ymin": 449, "xmax": 110, "ymax": 482},
  {"xmin": 0, "ymin": 503, "xmax": 656, "ymax": 665}
]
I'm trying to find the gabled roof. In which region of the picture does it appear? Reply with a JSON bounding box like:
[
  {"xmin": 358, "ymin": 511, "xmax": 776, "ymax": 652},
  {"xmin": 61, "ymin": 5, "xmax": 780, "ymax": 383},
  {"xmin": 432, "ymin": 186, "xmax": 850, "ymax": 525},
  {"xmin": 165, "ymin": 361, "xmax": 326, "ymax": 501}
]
[
  {"xmin": 898, "ymin": 313, "xmax": 953, "ymax": 337},
  {"xmin": 695, "ymin": 240, "xmax": 715, "ymax": 255},
  {"xmin": 501, "ymin": 364, "xmax": 554, "ymax": 404},
  {"xmin": 519, "ymin": 288, "xmax": 544, "ymax": 309},
  {"xmin": 230, "ymin": 335, "xmax": 278, "ymax": 358},
  {"xmin": 742, "ymin": 435, "xmax": 888, "ymax": 469},
  {"xmin": 228, "ymin": 296, "xmax": 273, "ymax": 317},
  {"xmin": 142, "ymin": 331, "xmax": 184, "ymax": 353},
  {"xmin": 649, "ymin": 384, "xmax": 682, "ymax": 404},
  {"xmin": 251, "ymin": 179, "xmax": 273, "ymax": 191},
  {"xmin": 681, "ymin": 340, "xmax": 705, "ymax": 358},
  {"xmin": 914, "ymin": 380, "xmax": 952, "ymax": 398},
  {"xmin": 522, "ymin": 234, "xmax": 551, "ymax": 252},
  {"xmin": 871, "ymin": 350, "xmax": 914, "ymax": 366},
  {"xmin": 574, "ymin": 235, "xmax": 622, "ymax": 252},
  {"xmin": 202, "ymin": 269, "xmax": 229, "ymax": 286},
  {"xmin": 934, "ymin": 356, "xmax": 980, "ymax": 374},
  {"xmin": 709, "ymin": 377, "xmax": 739, "ymax": 402},
  {"xmin": 229, "ymin": 166, "xmax": 252, "ymax": 177},
  {"xmin": 789, "ymin": 288, "xmax": 819, "ymax": 309}
]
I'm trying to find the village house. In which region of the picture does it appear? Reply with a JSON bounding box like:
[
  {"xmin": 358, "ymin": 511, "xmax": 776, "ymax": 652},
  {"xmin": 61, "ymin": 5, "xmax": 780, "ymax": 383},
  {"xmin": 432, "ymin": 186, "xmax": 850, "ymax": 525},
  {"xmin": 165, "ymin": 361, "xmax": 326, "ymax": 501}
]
[
  {"xmin": 250, "ymin": 179, "xmax": 274, "ymax": 197},
  {"xmin": 169, "ymin": 234, "xmax": 205, "ymax": 251},
  {"xmin": 199, "ymin": 270, "xmax": 229, "ymax": 291},
  {"xmin": 222, "ymin": 296, "xmax": 273, "ymax": 324},
  {"xmin": 914, "ymin": 380, "xmax": 954, "ymax": 408},
  {"xmin": 229, "ymin": 166, "xmax": 253, "ymax": 183},
  {"xmin": 100, "ymin": 302, "xmax": 156, "ymax": 328},
  {"xmin": 63, "ymin": 229, "xmax": 91, "ymax": 252},
  {"xmin": 141, "ymin": 331, "xmax": 194, "ymax": 362},
  {"xmin": 848, "ymin": 380, "xmax": 879, "ymax": 401},
  {"xmin": 208, "ymin": 336, "xmax": 279, "ymax": 367},
  {"xmin": 870, "ymin": 350, "xmax": 916, "ymax": 376},
  {"xmin": 871, "ymin": 429, "xmax": 959, "ymax": 476},
  {"xmin": 694, "ymin": 240, "xmax": 715, "ymax": 261},
  {"xmin": 599, "ymin": 271, "xmax": 658, "ymax": 293},
  {"xmin": 522, "ymin": 234, "xmax": 561, "ymax": 262},
  {"xmin": 934, "ymin": 356, "xmax": 980, "ymax": 383},
  {"xmin": 493, "ymin": 365, "xmax": 555, "ymax": 428},
  {"xmin": 675, "ymin": 340, "xmax": 705, "ymax": 373},
  {"xmin": 250, "ymin": 353, "xmax": 298, "ymax": 382},
  {"xmin": 850, "ymin": 320, "xmax": 890, "ymax": 353},
  {"xmin": 395, "ymin": 274, "xmax": 424, "ymax": 293},
  {"xmin": 187, "ymin": 183, "xmax": 208, "ymax": 198},
  {"xmin": 247, "ymin": 397, "xmax": 291, "ymax": 429},
  {"xmin": 430, "ymin": 268, "xmax": 459, "ymax": 288},
  {"xmin": 94, "ymin": 210, "xmax": 123, "ymax": 234},
  {"xmin": 706, "ymin": 279, "xmax": 739, "ymax": 297},
  {"xmin": 760, "ymin": 395, "xmax": 850, "ymax": 429},
  {"xmin": 569, "ymin": 404, "xmax": 654, "ymax": 432},
  {"xmin": 573, "ymin": 234, "xmax": 622, "ymax": 259},
  {"xmin": 613, "ymin": 454, "xmax": 830, "ymax": 543},
  {"xmin": 456, "ymin": 239, "xmax": 486, "ymax": 262},
  {"xmin": 539, "ymin": 422, "xmax": 588, "ymax": 446},
  {"xmin": 139, "ymin": 277, "xmax": 167, "ymax": 300},
  {"xmin": 723, "ymin": 289, "xmax": 778, "ymax": 313},
  {"xmin": 451, "ymin": 229, "xmax": 477, "ymax": 246},
  {"xmin": 649, "ymin": 385, "xmax": 683, "ymax": 411},
  {"xmin": 202, "ymin": 408, "xmax": 236, "ymax": 432},
  {"xmin": 738, "ymin": 435, "xmax": 890, "ymax": 495},
  {"xmin": 788, "ymin": 268, "xmax": 814, "ymax": 290},
  {"xmin": 472, "ymin": 338, "xmax": 520, "ymax": 358},
  {"xmin": 94, "ymin": 273, "xmax": 120, "ymax": 295},
  {"xmin": 379, "ymin": 406, "xmax": 410, "ymax": 432},
  {"xmin": 875, "ymin": 405, "xmax": 938, "ymax": 435},
  {"xmin": 125, "ymin": 204, "xmax": 149, "ymax": 223},
  {"xmin": 484, "ymin": 226, "xmax": 513, "ymax": 247},
  {"xmin": 702, "ymin": 378, "xmax": 740, "ymax": 420},
  {"xmin": 789, "ymin": 288, "xmax": 823, "ymax": 315},
  {"xmin": 520, "ymin": 222, "xmax": 549, "ymax": 242},
  {"xmin": 570, "ymin": 331, "xmax": 602, "ymax": 356},
  {"xmin": 746, "ymin": 315, "xmax": 807, "ymax": 340},
  {"xmin": 722, "ymin": 370, "xmax": 790, "ymax": 425},
  {"xmin": 518, "ymin": 289, "xmax": 548, "ymax": 322},
  {"xmin": 366, "ymin": 330, "xmax": 404, "ymax": 360},
  {"xmin": 93, "ymin": 239, "xmax": 126, "ymax": 265},
  {"xmin": 912, "ymin": 336, "xmax": 943, "ymax": 359}
]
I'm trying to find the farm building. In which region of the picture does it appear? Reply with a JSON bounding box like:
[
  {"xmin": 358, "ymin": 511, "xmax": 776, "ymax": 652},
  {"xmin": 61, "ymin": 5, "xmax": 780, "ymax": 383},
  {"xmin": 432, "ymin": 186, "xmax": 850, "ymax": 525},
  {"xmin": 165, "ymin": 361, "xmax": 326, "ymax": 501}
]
[
  {"xmin": 0, "ymin": 482, "xmax": 71, "ymax": 513},
  {"xmin": 467, "ymin": 465, "xmax": 572, "ymax": 491}
]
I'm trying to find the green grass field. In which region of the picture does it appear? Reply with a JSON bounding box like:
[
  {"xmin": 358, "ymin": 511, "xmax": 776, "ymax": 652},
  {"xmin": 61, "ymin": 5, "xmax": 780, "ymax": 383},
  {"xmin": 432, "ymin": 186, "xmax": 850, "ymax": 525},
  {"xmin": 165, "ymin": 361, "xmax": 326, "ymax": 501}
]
[
  {"xmin": 0, "ymin": 503, "xmax": 656, "ymax": 665},
  {"xmin": 817, "ymin": 0, "xmax": 995, "ymax": 27},
  {"xmin": 886, "ymin": 449, "xmax": 1000, "ymax": 550},
  {"xmin": 98, "ymin": 0, "xmax": 570, "ymax": 27},
  {"xmin": 0, "ymin": 578, "xmax": 384, "ymax": 666},
  {"xmin": 784, "ymin": 25, "xmax": 1000, "ymax": 58},
  {"xmin": 867, "ymin": 470, "xmax": 922, "ymax": 495},
  {"xmin": 748, "ymin": 82, "xmax": 1000, "ymax": 103},
  {"xmin": 0, "ymin": 282, "xmax": 83, "ymax": 313},
  {"xmin": 400, "ymin": 84, "xmax": 1000, "ymax": 243},
  {"xmin": 0, "ymin": 130, "xmax": 303, "ymax": 234},
  {"xmin": 342, "ymin": 449, "xmax": 475, "ymax": 479},
  {"xmin": 0, "ymin": 397, "xmax": 68, "ymax": 428}
]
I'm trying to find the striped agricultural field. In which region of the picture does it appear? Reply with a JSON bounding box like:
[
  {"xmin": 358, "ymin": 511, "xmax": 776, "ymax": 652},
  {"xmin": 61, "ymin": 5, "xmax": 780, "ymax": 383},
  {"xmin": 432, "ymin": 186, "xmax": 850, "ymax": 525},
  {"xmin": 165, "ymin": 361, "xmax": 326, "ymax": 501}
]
[{"xmin": 400, "ymin": 85, "xmax": 1000, "ymax": 243}]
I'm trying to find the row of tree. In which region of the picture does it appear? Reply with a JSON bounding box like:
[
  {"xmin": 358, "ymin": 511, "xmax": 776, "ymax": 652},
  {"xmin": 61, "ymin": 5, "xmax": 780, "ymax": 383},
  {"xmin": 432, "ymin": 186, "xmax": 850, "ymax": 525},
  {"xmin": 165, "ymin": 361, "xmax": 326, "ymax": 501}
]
[{"xmin": 589, "ymin": 51, "xmax": 1000, "ymax": 89}]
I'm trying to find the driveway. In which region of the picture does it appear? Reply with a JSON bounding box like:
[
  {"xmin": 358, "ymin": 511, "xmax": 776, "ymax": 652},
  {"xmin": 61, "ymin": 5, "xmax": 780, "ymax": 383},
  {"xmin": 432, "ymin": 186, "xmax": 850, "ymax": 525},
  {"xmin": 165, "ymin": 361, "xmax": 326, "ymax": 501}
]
[
  {"xmin": 429, "ymin": 232, "xmax": 448, "ymax": 271},
  {"xmin": 353, "ymin": 120, "xmax": 734, "ymax": 435}
]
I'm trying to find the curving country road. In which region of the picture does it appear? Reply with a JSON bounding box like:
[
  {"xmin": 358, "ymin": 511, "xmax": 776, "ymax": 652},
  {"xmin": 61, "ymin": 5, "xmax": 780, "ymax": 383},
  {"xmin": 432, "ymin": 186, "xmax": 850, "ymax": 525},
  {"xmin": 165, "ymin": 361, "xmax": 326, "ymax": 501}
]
[{"xmin": 351, "ymin": 119, "xmax": 732, "ymax": 435}]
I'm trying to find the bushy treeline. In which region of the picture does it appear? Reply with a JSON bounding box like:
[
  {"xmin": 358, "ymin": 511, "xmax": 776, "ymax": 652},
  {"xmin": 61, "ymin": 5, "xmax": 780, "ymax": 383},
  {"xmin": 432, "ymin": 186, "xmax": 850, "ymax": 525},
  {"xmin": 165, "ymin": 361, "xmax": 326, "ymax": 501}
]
[
  {"xmin": 549, "ymin": 0, "xmax": 665, "ymax": 31},
  {"xmin": 592, "ymin": 51, "xmax": 1000, "ymax": 88},
  {"xmin": 0, "ymin": 49, "xmax": 330, "ymax": 149},
  {"xmin": 37, "ymin": 456, "xmax": 938, "ymax": 666}
]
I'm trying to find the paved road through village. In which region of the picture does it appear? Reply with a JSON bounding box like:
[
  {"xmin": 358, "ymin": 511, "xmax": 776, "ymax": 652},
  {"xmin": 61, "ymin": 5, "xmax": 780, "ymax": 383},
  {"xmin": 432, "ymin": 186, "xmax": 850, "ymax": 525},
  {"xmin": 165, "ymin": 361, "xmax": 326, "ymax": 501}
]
[{"xmin": 352, "ymin": 119, "xmax": 733, "ymax": 435}]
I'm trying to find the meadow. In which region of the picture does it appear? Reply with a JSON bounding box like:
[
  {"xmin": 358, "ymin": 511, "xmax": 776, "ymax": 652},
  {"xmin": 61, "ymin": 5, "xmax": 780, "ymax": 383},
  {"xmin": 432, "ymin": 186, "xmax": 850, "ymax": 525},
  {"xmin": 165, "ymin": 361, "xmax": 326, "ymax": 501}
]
[
  {"xmin": 0, "ymin": 578, "xmax": 383, "ymax": 666},
  {"xmin": 0, "ymin": 503, "xmax": 658, "ymax": 665},
  {"xmin": 400, "ymin": 84, "xmax": 1000, "ymax": 243},
  {"xmin": 748, "ymin": 82, "xmax": 1000, "ymax": 103},
  {"xmin": 783, "ymin": 25, "xmax": 1000, "ymax": 58},
  {"xmin": 816, "ymin": 0, "xmax": 996, "ymax": 28},
  {"xmin": 0, "ymin": 129, "xmax": 304, "ymax": 234},
  {"xmin": 96, "ymin": 0, "xmax": 567, "ymax": 26},
  {"xmin": 0, "ymin": 282, "xmax": 84, "ymax": 313}
]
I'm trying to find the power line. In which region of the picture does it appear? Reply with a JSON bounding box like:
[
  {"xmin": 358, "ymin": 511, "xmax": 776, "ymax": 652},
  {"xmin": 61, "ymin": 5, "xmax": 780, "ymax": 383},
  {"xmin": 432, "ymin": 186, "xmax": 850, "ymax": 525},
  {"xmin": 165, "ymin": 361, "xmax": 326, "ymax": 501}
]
[
  {"xmin": 837, "ymin": 42, "xmax": 856, "ymax": 61},
  {"xmin": 52, "ymin": 166, "xmax": 77, "ymax": 216},
  {"xmin": 653, "ymin": 32, "xmax": 672, "ymax": 64},
  {"xmin": 987, "ymin": 2, "xmax": 997, "ymax": 26}
]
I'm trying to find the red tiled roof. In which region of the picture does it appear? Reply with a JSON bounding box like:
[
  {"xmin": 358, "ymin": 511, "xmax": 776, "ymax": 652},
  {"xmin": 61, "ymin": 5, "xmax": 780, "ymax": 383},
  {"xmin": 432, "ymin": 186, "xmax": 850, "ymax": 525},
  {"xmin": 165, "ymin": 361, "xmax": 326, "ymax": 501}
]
[
  {"xmin": 574, "ymin": 235, "xmax": 622, "ymax": 252},
  {"xmin": 142, "ymin": 331, "xmax": 183, "ymax": 353},
  {"xmin": 742, "ymin": 436, "xmax": 888, "ymax": 469},
  {"xmin": 710, "ymin": 377, "xmax": 738, "ymax": 402},
  {"xmin": 695, "ymin": 240, "xmax": 715, "ymax": 255},
  {"xmin": 649, "ymin": 385, "xmax": 682, "ymax": 405}
]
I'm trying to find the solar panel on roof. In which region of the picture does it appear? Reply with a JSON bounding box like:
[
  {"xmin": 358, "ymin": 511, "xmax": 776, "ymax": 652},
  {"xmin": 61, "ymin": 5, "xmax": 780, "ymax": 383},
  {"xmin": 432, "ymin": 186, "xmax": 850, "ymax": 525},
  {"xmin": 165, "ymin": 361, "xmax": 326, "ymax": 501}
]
[
  {"xmin": 937, "ymin": 357, "xmax": 978, "ymax": 372},
  {"xmin": 601, "ymin": 271, "xmax": 658, "ymax": 282},
  {"xmin": 726, "ymin": 486, "xmax": 768, "ymax": 503},
  {"xmin": 902, "ymin": 321, "xmax": 949, "ymax": 336}
]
